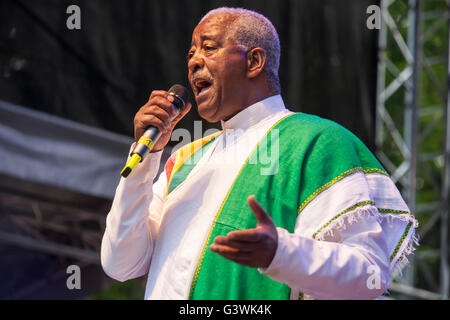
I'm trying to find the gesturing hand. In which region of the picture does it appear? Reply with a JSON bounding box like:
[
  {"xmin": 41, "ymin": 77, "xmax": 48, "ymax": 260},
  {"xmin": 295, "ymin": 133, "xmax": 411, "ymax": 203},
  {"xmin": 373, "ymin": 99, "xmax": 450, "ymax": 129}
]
[{"xmin": 209, "ymin": 195, "xmax": 278, "ymax": 268}]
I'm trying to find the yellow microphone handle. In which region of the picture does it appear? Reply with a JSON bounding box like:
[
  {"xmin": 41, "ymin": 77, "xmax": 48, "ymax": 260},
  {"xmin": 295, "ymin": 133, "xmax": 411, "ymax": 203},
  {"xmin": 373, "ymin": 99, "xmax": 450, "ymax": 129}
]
[
  {"xmin": 120, "ymin": 153, "xmax": 142, "ymax": 178},
  {"xmin": 120, "ymin": 131, "xmax": 159, "ymax": 178}
]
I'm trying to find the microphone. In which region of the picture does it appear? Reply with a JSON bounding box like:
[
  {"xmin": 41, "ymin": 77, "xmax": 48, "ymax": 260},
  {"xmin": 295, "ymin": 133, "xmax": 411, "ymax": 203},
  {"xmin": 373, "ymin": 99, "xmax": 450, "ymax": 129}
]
[{"xmin": 120, "ymin": 84, "xmax": 190, "ymax": 178}]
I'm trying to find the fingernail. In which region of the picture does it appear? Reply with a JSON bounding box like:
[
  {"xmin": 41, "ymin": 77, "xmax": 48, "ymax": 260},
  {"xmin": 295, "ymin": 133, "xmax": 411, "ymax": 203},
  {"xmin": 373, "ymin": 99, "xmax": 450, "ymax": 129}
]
[{"xmin": 167, "ymin": 94, "xmax": 174, "ymax": 102}]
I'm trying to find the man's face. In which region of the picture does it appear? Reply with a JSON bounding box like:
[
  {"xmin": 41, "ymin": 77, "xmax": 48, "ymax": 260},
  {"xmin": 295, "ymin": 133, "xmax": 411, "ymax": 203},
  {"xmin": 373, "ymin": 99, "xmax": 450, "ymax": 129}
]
[{"xmin": 187, "ymin": 14, "xmax": 248, "ymax": 122}]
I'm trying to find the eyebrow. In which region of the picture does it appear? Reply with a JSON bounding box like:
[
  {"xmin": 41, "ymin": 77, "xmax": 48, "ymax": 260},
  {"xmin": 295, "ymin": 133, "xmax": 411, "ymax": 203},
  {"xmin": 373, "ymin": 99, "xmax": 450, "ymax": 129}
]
[
  {"xmin": 190, "ymin": 34, "xmax": 219, "ymax": 48},
  {"xmin": 187, "ymin": 34, "xmax": 220, "ymax": 61}
]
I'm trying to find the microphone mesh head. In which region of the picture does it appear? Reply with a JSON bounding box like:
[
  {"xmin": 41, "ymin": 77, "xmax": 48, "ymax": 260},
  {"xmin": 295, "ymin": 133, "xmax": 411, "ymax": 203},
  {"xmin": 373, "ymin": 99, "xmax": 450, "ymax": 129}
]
[{"xmin": 168, "ymin": 84, "xmax": 190, "ymax": 107}]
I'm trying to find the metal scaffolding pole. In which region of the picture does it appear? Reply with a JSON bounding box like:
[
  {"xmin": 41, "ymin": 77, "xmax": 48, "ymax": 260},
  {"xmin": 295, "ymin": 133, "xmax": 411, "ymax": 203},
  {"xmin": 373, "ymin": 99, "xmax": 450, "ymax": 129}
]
[
  {"xmin": 441, "ymin": 0, "xmax": 450, "ymax": 299},
  {"xmin": 403, "ymin": 0, "xmax": 421, "ymax": 287}
]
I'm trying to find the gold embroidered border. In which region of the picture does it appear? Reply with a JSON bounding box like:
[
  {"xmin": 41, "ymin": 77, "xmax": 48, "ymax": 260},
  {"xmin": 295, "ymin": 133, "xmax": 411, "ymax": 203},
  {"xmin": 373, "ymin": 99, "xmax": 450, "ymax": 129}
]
[
  {"xmin": 297, "ymin": 167, "xmax": 362, "ymax": 216},
  {"xmin": 313, "ymin": 203, "xmax": 413, "ymax": 262},
  {"xmin": 364, "ymin": 168, "xmax": 389, "ymax": 175},
  {"xmin": 378, "ymin": 208, "xmax": 411, "ymax": 215},
  {"xmin": 390, "ymin": 222, "xmax": 413, "ymax": 262},
  {"xmin": 297, "ymin": 168, "xmax": 388, "ymax": 216},
  {"xmin": 312, "ymin": 200, "xmax": 376, "ymax": 239},
  {"xmin": 188, "ymin": 161, "xmax": 247, "ymax": 299}
]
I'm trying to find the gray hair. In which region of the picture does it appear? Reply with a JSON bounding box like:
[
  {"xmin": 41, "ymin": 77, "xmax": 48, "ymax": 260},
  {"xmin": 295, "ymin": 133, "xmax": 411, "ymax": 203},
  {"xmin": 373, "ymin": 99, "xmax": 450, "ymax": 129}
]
[{"xmin": 200, "ymin": 7, "xmax": 281, "ymax": 93}]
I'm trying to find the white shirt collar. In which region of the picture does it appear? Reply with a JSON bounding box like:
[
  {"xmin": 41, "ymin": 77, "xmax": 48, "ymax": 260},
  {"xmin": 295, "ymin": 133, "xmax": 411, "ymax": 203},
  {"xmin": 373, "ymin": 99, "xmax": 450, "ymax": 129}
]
[{"xmin": 220, "ymin": 94, "xmax": 287, "ymax": 131}]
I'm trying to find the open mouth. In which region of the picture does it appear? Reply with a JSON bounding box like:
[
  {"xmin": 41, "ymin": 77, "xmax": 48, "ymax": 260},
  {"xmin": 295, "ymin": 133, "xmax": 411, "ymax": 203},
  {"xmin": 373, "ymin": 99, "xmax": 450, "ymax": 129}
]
[{"xmin": 193, "ymin": 79, "xmax": 212, "ymax": 97}]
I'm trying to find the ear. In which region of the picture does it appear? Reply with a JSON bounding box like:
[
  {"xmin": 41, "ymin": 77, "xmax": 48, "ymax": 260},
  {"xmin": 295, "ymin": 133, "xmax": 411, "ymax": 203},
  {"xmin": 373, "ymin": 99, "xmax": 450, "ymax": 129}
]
[{"xmin": 246, "ymin": 47, "xmax": 266, "ymax": 79}]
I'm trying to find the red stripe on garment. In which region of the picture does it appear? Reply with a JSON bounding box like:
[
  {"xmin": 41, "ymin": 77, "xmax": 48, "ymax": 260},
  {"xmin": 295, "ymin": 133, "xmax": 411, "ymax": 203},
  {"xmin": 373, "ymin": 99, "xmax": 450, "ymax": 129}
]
[{"xmin": 165, "ymin": 153, "xmax": 176, "ymax": 183}]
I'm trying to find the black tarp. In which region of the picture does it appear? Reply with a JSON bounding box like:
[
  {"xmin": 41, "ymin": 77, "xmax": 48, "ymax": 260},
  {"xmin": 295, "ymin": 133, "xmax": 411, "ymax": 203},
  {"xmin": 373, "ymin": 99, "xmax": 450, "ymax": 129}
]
[
  {"xmin": 0, "ymin": 0, "xmax": 379, "ymax": 150},
  {"xmin": 0, "ymin": 99, "xmax": 133, "ymax": 199}
]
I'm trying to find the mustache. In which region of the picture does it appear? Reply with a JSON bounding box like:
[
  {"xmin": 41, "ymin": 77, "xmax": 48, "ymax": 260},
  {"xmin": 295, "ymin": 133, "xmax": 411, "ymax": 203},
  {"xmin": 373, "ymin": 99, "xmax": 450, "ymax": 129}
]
[{"xmin": 191, "ymin": 71, "xmax": 213, "ymax": 83}]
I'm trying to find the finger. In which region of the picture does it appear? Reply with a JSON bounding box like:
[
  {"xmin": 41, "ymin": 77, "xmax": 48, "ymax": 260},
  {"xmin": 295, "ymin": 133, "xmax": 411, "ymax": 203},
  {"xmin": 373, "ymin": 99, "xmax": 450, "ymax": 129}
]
[
  {"xmin": 140, "ymin": 105, "xmax": 173, "ymax": 127},
  {"xmin": 247, "ymin": 195, "xmax": 273, "ymax": 226},
  {"xmin": 213, "ymin": 236, "xmax": 260, "ymax": 252},
  {"xmin": 136, "ymin": 114, "xmax": 169, "ymax": 134},
  {"xmin": 148, "ymin": 90, "xmax": 169, "ymax": 101},
  {"xmin": 226, "ymin": 229, "xmax": 263, "ymax": 242},
  {"xmin": 209, "ymin": 243, "xmax": 252, "ymax": 258},
  {"xmin": 146, "ymin": 95, "xmax": 178, "ymax": 119},
  {"xmin": 210, "ymin": 244, "xmax": 257, "ymax": 267}
]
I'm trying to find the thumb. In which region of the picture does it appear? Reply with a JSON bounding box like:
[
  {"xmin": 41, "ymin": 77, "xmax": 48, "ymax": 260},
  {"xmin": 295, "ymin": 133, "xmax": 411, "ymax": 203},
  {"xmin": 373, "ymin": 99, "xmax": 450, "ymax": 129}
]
[{"xmin": 247, "ymin": 195, "xmax": 274, "ymax": 227}]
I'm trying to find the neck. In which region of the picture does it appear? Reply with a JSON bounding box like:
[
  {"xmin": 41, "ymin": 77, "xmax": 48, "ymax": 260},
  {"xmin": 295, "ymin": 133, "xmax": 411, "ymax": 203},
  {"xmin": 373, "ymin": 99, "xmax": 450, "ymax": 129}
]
[{"xmin": 222, "ymin": 85, "xmax": 279, "ymax": 121}]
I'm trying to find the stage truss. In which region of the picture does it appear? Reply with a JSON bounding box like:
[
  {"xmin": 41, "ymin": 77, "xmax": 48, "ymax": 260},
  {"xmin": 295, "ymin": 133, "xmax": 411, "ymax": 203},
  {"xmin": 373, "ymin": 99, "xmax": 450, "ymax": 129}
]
[{"xmin": 376, "ymin": 0, "xmax": 450, "ymax": 299}]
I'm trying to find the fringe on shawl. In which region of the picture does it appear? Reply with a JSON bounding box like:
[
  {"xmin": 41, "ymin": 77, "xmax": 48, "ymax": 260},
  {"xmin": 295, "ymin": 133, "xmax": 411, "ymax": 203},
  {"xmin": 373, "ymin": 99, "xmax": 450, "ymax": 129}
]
[{"xmin": 313, "ymin": 204, "xmax": 419, "ymax": 288}]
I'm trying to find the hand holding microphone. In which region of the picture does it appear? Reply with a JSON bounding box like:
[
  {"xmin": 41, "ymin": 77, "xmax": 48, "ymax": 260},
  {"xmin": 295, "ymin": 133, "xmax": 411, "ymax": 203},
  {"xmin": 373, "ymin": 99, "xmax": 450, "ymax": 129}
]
[{"xmin": 121, "ymin": 84, "xmax": 191, "ymax": 178}]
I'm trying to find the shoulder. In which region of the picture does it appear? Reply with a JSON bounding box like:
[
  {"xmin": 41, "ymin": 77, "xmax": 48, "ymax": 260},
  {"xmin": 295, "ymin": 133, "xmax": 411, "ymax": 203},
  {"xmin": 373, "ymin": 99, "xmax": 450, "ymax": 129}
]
[
  {"xmin": 277, "ymin": 112, "xmax": 358, "ymax": 146},
  {"xmin": 279, "ymin": 113, "xmax": 385, "ymax": 172}
]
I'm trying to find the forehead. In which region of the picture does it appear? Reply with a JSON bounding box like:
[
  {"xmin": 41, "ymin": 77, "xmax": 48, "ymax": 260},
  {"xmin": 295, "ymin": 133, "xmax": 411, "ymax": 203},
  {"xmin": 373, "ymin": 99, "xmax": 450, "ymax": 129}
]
[{"xmin": 191, "ymin": 13, "xmax": 235, "ymax": 44}]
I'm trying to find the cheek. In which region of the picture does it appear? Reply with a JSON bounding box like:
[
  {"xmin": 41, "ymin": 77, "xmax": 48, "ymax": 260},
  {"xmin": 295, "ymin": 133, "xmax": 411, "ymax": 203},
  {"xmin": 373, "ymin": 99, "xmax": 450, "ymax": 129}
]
[
  {"xmin": 207, "ymin": 54, "xmax": 246, "ymax": 99},
  {"xmin": 223, "ymin": 57, "xmax": 247, "ymax": 82},
  {"xmin": 220, "ymin": 69, "xmax": 245, "ymax": 95}
]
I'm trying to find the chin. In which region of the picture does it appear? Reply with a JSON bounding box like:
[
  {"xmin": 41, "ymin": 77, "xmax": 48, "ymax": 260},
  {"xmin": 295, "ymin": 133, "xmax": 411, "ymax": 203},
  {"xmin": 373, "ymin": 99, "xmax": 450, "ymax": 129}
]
[{"xmin": 198, "ymin": 105, "xmax": 220, "ymax": 123}]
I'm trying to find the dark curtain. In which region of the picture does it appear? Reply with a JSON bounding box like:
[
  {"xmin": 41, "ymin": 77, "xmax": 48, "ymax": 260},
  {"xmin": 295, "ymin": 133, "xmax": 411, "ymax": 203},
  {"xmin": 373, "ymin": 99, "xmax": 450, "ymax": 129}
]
[{"xmin": 0, "ymin": 0, "xmax": 379, "ymax": 150}]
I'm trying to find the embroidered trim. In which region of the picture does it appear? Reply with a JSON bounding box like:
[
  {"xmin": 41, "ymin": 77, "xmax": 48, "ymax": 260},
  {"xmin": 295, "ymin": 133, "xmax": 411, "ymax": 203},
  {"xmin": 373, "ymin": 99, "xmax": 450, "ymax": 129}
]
[
  {"xmin": 311, "ymin": 200, "xmax": 418, "ymax": 278},
  {"xmin": 377, "ymin": 209, "xmax": 418, "ymax": 266},
  {"xmin": 364, "ymin": 168, "xmax": 389, "ymax": 175},
  {"xmin": 390, "ymin": 222, "xmax": 413, "ymax": 262},
  {"xmin": 188, "ymin": 159, "xmax": 246, "ymax": 299},
  {"xmin": 297, "ymin": 169, "xmax": 388, "ymax": 216},
  {"xmin": 390, "ymin": 223, "xmax": 419, "ymax": 279},
  {"xmin": 378, "ymin": 208, "xmax": 411, "ymax": 215},
  {"xmin": 188, "ymin": 114, "xmax": 295, "ymax": 299},
  {"xmin": 297, "ymin": 167, "xmax": 362, "ymax": 216},
  {"xmin": 312, "ymin": 201, "xmax": 376, "ymax": 239},
  {"xmin": 312, "ymin": 203, "xmax": 417, "ymax": 252}
]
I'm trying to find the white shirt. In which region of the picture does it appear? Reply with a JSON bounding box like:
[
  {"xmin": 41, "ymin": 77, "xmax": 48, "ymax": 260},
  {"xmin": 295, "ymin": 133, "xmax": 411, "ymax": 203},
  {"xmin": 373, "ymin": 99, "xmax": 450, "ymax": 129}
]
[{"xmin": 101, "ymin": 95, "xmax": 399, "ymax": 299}]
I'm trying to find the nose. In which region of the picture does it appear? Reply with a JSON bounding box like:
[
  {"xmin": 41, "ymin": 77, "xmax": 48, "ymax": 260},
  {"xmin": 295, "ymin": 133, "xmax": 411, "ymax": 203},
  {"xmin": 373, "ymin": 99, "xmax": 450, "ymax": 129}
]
[{"xmin": 188, "ymin": 49, "xmax": 204, "ymax": 75}]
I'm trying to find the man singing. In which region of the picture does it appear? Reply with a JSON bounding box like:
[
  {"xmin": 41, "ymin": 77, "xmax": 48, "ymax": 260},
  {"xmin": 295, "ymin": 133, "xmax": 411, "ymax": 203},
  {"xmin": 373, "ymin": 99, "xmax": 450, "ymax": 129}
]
[{"xmin": 101, "ymin": 7, "xmax": 418, "ymax": 300}]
